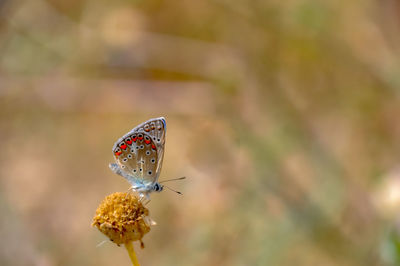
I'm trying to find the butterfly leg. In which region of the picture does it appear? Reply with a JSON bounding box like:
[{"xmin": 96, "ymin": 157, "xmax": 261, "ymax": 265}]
[
  {"xmin": 143, "ymin": 198, "xmax": 151, "ymax": 205},
  {"xmin": 125, "ymin": 186, "xmax": 141, "ymax": 199},
  {"xmin": 139, "ymin": 193, "xmax": 151, "ymax": 205},
  {"xmin": 124, "ymin": 187, "xmax": 133, "ymax": 199},
  {"xmin": 139, "ymin": 198, "xmax": 151, "ymax": 205},
  {"xmin": 138, "ymin": 193, "xmax": 145, "ymax": 202}
]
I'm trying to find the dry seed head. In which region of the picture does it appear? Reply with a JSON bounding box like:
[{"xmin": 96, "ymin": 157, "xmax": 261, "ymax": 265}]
[{"xmin": 92, "ymin": 192, "xmax": 151, "ymax": 246}]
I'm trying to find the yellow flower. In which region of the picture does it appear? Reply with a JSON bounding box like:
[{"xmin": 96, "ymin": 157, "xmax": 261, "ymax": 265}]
[{"xmin": 92, "ymin": 192, "xmax": 151, "ymax": 247}]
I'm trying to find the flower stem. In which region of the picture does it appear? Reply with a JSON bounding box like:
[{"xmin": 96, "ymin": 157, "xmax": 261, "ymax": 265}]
[{"xmin": 125, "ymin": 241, "xmax": 140, "ymax": 266}]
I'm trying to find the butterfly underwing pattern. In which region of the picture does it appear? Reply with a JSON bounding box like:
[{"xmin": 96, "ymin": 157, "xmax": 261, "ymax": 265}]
[{"xmin": 109, "ymin": 117, "xmax": 166, "ymax": 199}]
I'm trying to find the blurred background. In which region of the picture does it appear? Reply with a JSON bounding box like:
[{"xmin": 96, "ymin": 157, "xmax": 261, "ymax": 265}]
[{"xmin": 0, "ymin": 0, "xmax": 400, "ymax": 265}]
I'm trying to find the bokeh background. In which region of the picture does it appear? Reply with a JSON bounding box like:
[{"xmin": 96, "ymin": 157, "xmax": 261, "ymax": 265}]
[{"xmin": 1, "ymin": 0, "xmax": 400, "ymax": 265}]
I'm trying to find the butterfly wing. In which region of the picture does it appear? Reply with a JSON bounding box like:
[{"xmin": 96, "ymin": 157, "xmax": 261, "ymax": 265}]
[
  {"xmin": 132, "ymin": 117, "xmax": 166, "ymax": 149},
  {"xmin": 133, "ymin": 117, "xmax": 166, "ymax": 173},
  {"xmin": 111, "ymin": 117, "xmax": 166, "ymax": 186}
]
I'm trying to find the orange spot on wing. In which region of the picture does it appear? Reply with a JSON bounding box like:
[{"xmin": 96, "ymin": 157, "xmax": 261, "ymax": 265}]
[
  {"xmin": 151, "ymin": 144, "xmax": 156, "ymax": 150},
  {"xmin": 145, "ymin": 140, "xmax": 151, "ymax": 144},
  {"xmin": 121, "ymin": 144, "xmax": 127, "ymax": 150}
]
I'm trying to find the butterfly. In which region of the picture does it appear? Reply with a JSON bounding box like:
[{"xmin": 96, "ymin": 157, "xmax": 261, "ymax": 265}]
[{"xmin": 109, "ymin": 117, "xmax": 167, "ymax": 199}]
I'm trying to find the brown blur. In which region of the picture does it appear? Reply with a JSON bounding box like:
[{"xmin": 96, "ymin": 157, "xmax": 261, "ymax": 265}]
[{"xmin": 0, "ymin": 0, "xmax": 400, "ymax": 265}]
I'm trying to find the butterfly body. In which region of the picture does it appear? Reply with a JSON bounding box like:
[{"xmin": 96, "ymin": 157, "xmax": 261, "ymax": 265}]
[{"xmin": 109, "ymin": 117, "xmax": 166, "ymax": 199}]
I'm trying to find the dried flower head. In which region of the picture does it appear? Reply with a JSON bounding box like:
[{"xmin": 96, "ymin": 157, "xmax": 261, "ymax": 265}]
[{"xmin": 92, "ymin": 192, "xmax": 151, "ymax": 247}]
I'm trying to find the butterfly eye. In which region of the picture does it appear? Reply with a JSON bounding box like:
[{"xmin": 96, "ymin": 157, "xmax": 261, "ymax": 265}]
[
  {"xmin": 138, "ymin": 134, "xmax": 143, "ymax": 138},
  {"xmin": 126, "ymin": 137, "xmax": 131, "ymax": 141},
  {"xmin": 145, "ymin": 136, "xmax": 149, "ymax": 140},
  {"xmin": 123, "ymin": 158, "xmax": 128, "ymax": 162},
  {"xmin": 144, "ymin": 124, "xmax": 150, "ymax": 132},
  {"xmin": 148, "ymin": 170, "xmax": 152, "ymax": 175},
  {"xmin": 146, "ymin": 151, "xmax": 151, "ymax": 155},
  {"xmin": 151, "ymin": 158, "xmax": 155, "ymax": 163},
  {"xmin": 150, "ymin": 122, "xmax": 156, "ymax": 130}
]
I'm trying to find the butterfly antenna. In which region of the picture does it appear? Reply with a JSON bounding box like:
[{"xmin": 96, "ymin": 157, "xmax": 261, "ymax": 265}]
[
  {"xmin": 160, "ymin": 176, "xmax": 186, "ymax": 183},
  {"xmin": 163, "ymin": 185, "xmax": 183, "ymax": 195}
]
